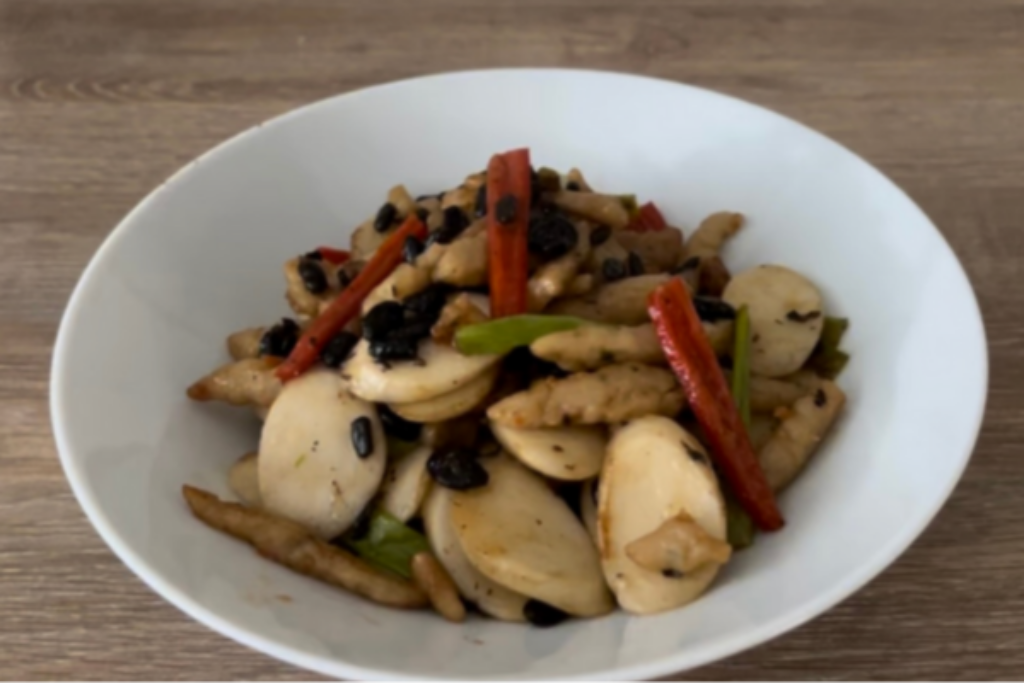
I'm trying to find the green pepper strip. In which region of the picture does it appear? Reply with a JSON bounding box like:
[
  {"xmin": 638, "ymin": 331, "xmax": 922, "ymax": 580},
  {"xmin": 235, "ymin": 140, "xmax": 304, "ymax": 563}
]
[
  {"xmin": 343, "ymin": 509, "xmax": 429, "ymax": 579},
  {"xmin": 808, "ymin": 316, "xmax": 851, "ymax": 379},
  {"xmin": 726, "ymin": 305, "xmax": 756, "ymax": 549},
  {"xmin": 454, "ymin": 315, "xmax": 587, "ymax": 356}
]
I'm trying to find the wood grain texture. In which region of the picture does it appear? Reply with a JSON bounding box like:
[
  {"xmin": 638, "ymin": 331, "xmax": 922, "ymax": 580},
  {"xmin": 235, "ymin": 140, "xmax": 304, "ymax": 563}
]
[{"xmin": 2, "ymin": 0, "xmax": 1022, "ymax": 679}]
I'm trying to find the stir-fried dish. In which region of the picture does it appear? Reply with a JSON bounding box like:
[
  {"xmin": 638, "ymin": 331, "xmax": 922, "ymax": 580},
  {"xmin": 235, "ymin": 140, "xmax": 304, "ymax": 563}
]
[{"xmin": 184, "ymin": 149, "xmax": 850, "ymax": 626}]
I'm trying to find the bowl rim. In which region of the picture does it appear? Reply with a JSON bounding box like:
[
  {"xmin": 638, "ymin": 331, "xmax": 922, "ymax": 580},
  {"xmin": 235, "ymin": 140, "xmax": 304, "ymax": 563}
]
[{"xmin": 50, "ymin": 68, "xmax": 989, "ymax": 681}]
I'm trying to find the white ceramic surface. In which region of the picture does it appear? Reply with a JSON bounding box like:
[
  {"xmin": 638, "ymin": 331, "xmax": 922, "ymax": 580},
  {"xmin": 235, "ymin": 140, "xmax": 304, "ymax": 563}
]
[{"xmin": 50, "ymin": 70, "xmax": 988, "ymax": 680}]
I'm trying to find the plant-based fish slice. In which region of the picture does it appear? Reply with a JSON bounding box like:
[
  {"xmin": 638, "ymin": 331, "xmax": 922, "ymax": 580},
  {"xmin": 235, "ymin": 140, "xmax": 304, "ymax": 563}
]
[
  {"xmin": 258, "ymin": 369, "xmax": 386, "ymax": 539},
  {"xmin": 450, "ymin": 455, "xmax": 613, "ymax": 617},
  {"xmin": 422, "ymin": 486, "xmax": 529, "ymax": 622}
]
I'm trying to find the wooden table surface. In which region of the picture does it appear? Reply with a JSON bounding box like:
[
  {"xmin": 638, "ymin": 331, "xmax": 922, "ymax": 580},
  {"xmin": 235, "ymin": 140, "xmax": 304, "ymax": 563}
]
[{"xmin": 3, "ymin": 0, "xmax": 1022, "ymax": 679}]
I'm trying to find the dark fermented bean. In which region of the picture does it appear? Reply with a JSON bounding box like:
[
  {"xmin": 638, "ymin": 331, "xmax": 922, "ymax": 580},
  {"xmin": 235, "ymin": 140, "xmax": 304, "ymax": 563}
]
[
  {"xmin": 259, "ymin": 318, "xmax": 300, "ymax": 358},
  {"xmin": 374, "ymin": 202, "xmax": 398, "ymax": 233},
  {"xmin": 362, "ymin": 301, "xmax": 405, "ymax": 341},
  {"xmin": 528, "ymin": 213, "xmax": 578, "ymax": 262},
  {"xmin": 403, "ymin": 235, "xmax": 424, "ymax": 264},
  {"xmin": 403, "ymin": 283, "xmax": 450, "ymax": 319},
  {"xmin": 369, "ymin": 336, "xmax": 420, "ymax": 364},
  {"xmin": 692, "ymin": 296, "xmax": 737, "ymax": 322},
  {"xmin": 427, "ymin": 449, "xmax": 489, "ymax": 490},
  {"xmin": 435, "ymin": 206, "xmax": 469, "ymax": 244},
  {"xmin": 320, "ymin": 331, "xmax": 359, "ymax": 368},
  {"xmin": 351, "ymin": 416, "xmax": 374, "ymax": 459},
  {"xmin": 298, "ymin": 258, "xmax": 328, "ymax": 294}
]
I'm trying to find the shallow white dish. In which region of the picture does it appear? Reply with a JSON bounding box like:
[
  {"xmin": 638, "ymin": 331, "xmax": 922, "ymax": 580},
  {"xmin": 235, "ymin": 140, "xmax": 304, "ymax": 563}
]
[{"xmin": 51, "ymin": 69, "xmax": 987, "ymax": 680}]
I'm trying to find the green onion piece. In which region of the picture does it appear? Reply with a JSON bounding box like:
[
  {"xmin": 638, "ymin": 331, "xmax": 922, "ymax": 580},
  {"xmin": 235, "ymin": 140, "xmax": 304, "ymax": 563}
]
[
  {"xmin": 536, "ymin": 167, "xmax": 563, "ymax": 193},
  {"xmin": 726, "ymin": 305, "xmax": 756, "ymax": 549},
  {"xmin": 618, "ymin": 194, "xmax": 640, "ymax": 217},
  {"xmin": 343, "ymin": 509, "xmax": 429, "ymax": 579},
  {"xmin": 726, "ymin": 495, "xmax": 756, "ymax": 550},
  {"xmin": 807, "ymin": 316, "xmax": 851, "ymax": 379},
  {"xmin": 455, "ymin": 315, "xmax": 587, "ymax": 356}
]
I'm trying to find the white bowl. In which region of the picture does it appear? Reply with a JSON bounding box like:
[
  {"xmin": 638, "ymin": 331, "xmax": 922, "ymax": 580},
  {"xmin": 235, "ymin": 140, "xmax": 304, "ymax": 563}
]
[{"xmin": 51, "ymin": 69, "xmax": 987, "ymax": 680}]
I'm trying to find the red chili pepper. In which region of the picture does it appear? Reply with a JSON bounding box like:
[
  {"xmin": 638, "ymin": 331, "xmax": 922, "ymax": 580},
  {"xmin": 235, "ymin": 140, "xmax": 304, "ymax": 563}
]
[
  {"xmin": 648, "ymin": 278, "xmax": 784, "ymax": 531},
  {"xmin": 486, "ymin": 148, "xmax": 532, "ymax": 318},
  {"xmin": 316, "ymin": 247, "xmax": 351, "ymax": 264},
  {"xmin": 627, "ymin": 201, "xmax": 668, "ymax": 232},
  {"xmin": 276, "ymin": 215, "xmax": 428, "ymax": 382}
]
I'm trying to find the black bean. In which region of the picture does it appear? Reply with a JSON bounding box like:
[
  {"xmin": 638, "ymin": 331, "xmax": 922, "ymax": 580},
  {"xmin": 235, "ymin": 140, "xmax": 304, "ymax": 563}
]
[
  {"xmin": 369, "ymin": 336, "xmax": 419, "ymax": 364},
  {"xmin": 415, "ymin": 207, "xmax": 430, "ymax": 223},
  {"xmin": 320, "ymin": 331, "xmax": 359, "ymax": 368},
  {"xmin": 378, "ymin": 405, "xmax": 422, "ymax": 442},
  {"xmin": 814, "ymin": 388, "xmax": 828, "ymax": 407},
  {"xmin": 675, "ymin": 255, "xmax": 701, "ymax": 273},
  {"xmin": 403, "ymin": 283, "xmax": 450, "ymax": 319},
  {"xmin": 403, "ymin": 235, "xmax": 424, "ymax": 264},
  {"xmin": 391, "ymin": 319, "xmax": 434, "ymax": 341},
  {"xmin": 259, "ymin": 318, "xmax": 300, "ymax": 357},
  {"xmin": 351, "ymin": 416, "xmax": 374, "ymax": 459},
  {"xmin": 374, "ymin": 202, "xmax": 398, "ymax": 233},
  {"xmin": 302, "ymin": 250, "xmax": 324, "ymax": 261},
  {"xmin": 435, "ymin": 206, "xmax": 469, "ymax": 244},
  {"xmin": 474, "ymin": 184, "xmax": 487, "ymax": 218},
  {"xmin": 298, "ymin": 258, "xmax": 328, "ymax": 294},
  {"xmin": 627, "ymin": 251, "xmax": 645, "ymax": 276},
  {"xmin": 337, "ymin": 268, "xmax": 353, "ymax": 289},
  {"xmin": 693, "ymin": 296, "xmax": 737, "ymax": 322},
  {"xmin": 523, "ymin": 600, "xmax": 569, "ymax": 627},
  {"xmin": 362, "ymin": 301, "xmax": 406, "ymax": 341},
  {"xmin": 589, "ymin": 225, "xmax": 611, "ymax": 246},
  {"xmin": 566, "ymin": 180, "xmax": 581, "ymax": 191},
  {"xmin": 495, "ymin": 194, "xmax": 518, "ymax": 224},
  {"xmin": 427, "ymin": 449, "xmax": 489, "ymax": 490},
  {"xmin": 528, "ymin": 213, "xmax": 578, "ymax": 262},
  {"xmin": 602, "ymin": 258, "xmax": 627, "ymax": 282},
  {"xmin": 786, "ymin": 309, "xmax": 822, "ymax": 323}
]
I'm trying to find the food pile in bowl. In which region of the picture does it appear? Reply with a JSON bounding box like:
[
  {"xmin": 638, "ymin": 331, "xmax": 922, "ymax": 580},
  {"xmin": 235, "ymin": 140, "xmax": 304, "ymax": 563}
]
[{"xmin": 183, "ymin": 148, "xmax": 850, "ymax": 626}]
